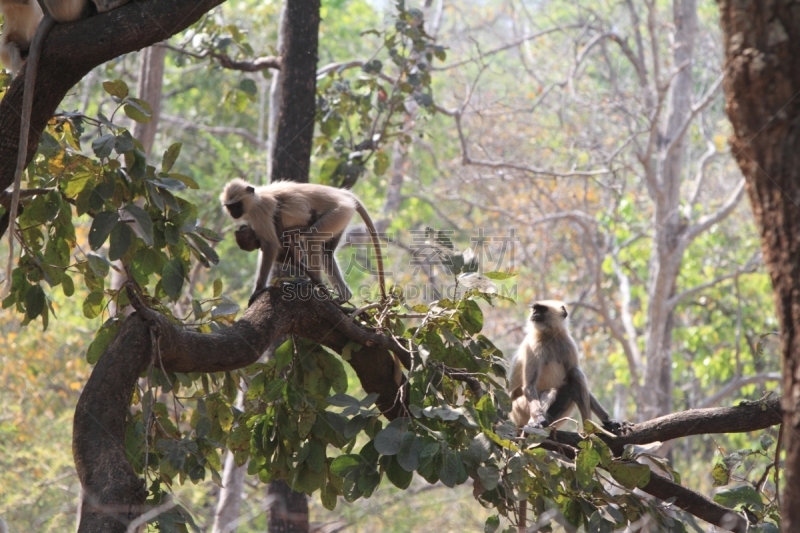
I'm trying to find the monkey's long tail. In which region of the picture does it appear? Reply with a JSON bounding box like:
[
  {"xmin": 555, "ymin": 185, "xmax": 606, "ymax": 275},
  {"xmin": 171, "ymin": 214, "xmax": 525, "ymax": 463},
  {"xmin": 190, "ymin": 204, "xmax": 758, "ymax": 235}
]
[
  {"xmin": 355, "ymin": 202, "xmax": 386, "ymax": 300},
  {"xmin": 4, "ymin": 15, "xmax": 55, "ymax": 296}
]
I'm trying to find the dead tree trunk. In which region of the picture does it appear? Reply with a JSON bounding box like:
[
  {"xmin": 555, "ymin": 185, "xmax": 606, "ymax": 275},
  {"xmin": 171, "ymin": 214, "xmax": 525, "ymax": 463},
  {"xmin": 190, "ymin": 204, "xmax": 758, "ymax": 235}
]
[{"xmin": 717, "ymin": 2, "xmax": 800, "ymax": 530}]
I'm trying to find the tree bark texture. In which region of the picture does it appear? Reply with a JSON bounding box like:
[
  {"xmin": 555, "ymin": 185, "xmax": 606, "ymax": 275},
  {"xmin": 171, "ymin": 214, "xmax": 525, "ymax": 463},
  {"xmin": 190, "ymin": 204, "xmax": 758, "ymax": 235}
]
[
  {"xmin": 267, "ymin": 480, "xmax": 309, "ymax": 533},
  {"xmin": 73, "ymin": 284, "xmax": 407, "ymax": 532},
  {"xmin": 132, "ymin": 43, "xmax": 167, "ymax": 156},
  {"xmin": 642, "ymin": 0, "xmax": 698, "ymax": 421},
  {"xmin": 270, "ymin": 0, "xmax": 320, "ymax": 183},
  {"xmin": 267, "ymin": 2, "xmax": 315, "ymax": 525},
  {"xmin": 717, "ymin": 2, "xmax": 800, "ymax": 530}
]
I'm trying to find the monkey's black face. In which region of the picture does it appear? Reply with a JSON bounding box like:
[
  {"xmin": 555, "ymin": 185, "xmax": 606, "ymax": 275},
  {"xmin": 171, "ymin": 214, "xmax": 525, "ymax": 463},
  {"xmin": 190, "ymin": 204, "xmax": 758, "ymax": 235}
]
[
  {"xmin": 225, "ymin": 201, "xmax": 244, "ymax": 219},
  {"xmin": 530, "ymin": 304, "xmax": 548, "ymax": 322},
  {"xmin": 529, "ymin": 301, "xmax": 569, "ymax": 324}
]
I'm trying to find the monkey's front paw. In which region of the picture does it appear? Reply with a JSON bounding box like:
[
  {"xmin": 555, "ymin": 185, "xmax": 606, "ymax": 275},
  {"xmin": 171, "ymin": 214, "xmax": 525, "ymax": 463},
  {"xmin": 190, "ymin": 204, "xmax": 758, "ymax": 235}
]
[
  {"xmin": 602, "ymin": 419, "xmax": 634, "ymax": 436},
  {"xmin": 248, "ymin": 288, "xmax": 268, "ymax": 307}
]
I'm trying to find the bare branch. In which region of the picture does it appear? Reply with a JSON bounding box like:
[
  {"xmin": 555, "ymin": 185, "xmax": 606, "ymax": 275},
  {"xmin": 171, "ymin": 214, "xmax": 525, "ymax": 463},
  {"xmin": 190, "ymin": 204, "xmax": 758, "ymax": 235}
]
[
  {"xmin": 696, "ymin": 373, "xmax": 781, "ymax": 409},
  {"xmin": 552, "ymin": 397, "xmax": 782, "ymax": 455},
  {"xmin": 162, "ymin": 43, "xmax": 281, "ymax": 72},
  {"xmin": 663, "ymin": 74, "xmax": 723, "ymax": 161},
  {"xmin": 434, "ymin": 25, "xmax": 582, "ymax": 71},
  {"xmin": 684, "ymin": 178, "xmax": 746, "ymax": 242},
  {"xmin": 611, "ymin": 256, "xmax": 642, "ymax": 366},
  {"xmin": 666, "ymin": 253, "xmax": 759, "ymax": 310},
  {"xmin": 161, "ymin": 115, "xmax": 265, "ymax": 149}
]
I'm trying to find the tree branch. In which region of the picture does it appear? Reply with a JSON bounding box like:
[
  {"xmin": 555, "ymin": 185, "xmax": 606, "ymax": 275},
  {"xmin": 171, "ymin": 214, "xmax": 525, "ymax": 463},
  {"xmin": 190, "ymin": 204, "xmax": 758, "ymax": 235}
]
[
  {"xmin": 160, "ymin": 115, "xmax": 266, "ymax": 149},
  {"xmin": 665, "ymin": 252, "xmax": 759, "ymax": 311},
  {"xmin": 73, "ymin": 284, "xmax": 407, "ymax": 532},
  {"xmin": 0, "ymin": 0, "xmax": 226, "ymax": 223},
  {"xmin": 550, "ymin": 397, "xmax": 782, "ymax": 456},
  {"xmin": 696, "ymin": 374, "xmax": 781, "ymax": 409},
  {"xmin": 684, "ymin": 178, "xmax": 746, "ymax": 242},
  {"xmin": 539, "ymin": 399, "xmax": 782, "ymax": 531}
]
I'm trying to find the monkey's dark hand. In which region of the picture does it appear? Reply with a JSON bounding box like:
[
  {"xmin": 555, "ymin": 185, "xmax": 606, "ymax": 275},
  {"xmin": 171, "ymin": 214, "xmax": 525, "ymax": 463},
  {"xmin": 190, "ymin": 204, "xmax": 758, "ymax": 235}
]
[
  {"xmin": 248, "ymin": 288, "xmax": 268, "ymax": 308},
  {"xmin": 602, "ymin": 419, "xmax": 634, "ymax": 436}
]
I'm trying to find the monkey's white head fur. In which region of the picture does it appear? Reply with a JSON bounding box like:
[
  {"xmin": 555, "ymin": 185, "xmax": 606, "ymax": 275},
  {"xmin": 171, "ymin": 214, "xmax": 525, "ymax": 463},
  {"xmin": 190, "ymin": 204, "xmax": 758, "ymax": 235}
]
[
  {"xmin": 527, "ymin": 299, "xmax": 569, "ymax": 334},
  {"xmin": 219, "ymin": 178, "xmax": 253, "ymax": 210}
]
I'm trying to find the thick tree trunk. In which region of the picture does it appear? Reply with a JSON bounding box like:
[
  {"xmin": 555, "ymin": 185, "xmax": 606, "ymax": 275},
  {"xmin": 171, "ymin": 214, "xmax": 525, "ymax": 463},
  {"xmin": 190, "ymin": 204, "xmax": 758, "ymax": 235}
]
[
  {"xmin": 717, "ymin": 2, "xmax": 800, "ymax": 530},
  {"xmin": 270, "ymin": 0, "xmax": 320, "ymax": 183},
  {"xmin": 131, "ymin": 44, "xmax": 167, "ymax": 155},
  {"xmin": 72, "ymin": 286, "xmax": 408, "ymax": 532},
  {"xmin": 267, "ymin": 480, "xmax": 309, "ymax": 533},
  {"xmin": 641, "ymin": 0, "xmax": 698, "ymax": 421},
  {"xmin": 266, "ymin": 1, "xmax": 321, "ymax": 529}
]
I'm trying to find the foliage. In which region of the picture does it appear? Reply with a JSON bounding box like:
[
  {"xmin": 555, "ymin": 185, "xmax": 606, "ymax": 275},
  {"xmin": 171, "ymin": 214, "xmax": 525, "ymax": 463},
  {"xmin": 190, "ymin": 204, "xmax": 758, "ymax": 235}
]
[
  {"xmin": 314, "ymin": 1, "xmax": 444, "ymax": 189},
  {"xmin": 0, "ymin": 0, "xmax": 785, "ymax": 531}
]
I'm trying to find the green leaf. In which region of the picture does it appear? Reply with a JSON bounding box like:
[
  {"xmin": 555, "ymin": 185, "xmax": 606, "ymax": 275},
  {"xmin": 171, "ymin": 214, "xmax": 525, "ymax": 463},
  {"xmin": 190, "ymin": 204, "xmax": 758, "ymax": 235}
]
[
  {"xmin": 61, "ymin": 275, "xmax": 74, "ymax": 297},
  {"xmin": 114, "ymin": 131, "xmax": 135, "ymax": 154},
  {"xmin": 102, "ymin": 79, "xmax": 129, "ymax": 99},
  {"xmin": 576, "ymin": 443, "xmax": 601, "ymax": 488},
  {"xmin": 385, "ymin": 455, "xmax": 412, "ymax": 489},
  {"xmin": 82, "ymin": 291, "xmax": 105, "ymax": 319},
  {"xmin": 123, "ymin": 98, "xmax": 153, "ymax": 123},
  {"xmin": 330, "ymin": 454, "xmax": 365, "ymax": 477},
  {"xmin": 123, "ymin": 204, "xmax": 154, "ymax": 246},
  {"xmin": 483, "ymin": 270, "xmax": 516, "ymax": 280},
  {"xmin": 477, "ymin": 465, "xmax": 500, "ymax": 491},
  {"xmin": 711, "ymin": 462, "xmax": 730, "ymax": 487},
  {"xmin": 438, "ymin": 445, "xmax": 459, "ymax": 488},
  {"xmin": 484, "ymin": 515, "xmax": 500, "ymax": 533},
  {"xmin": 86, "ymin": 319, "xmax": 120, "ymax": 364},
  {"xmin": 108, "ymin": 222, "xmax": 134, "ymax": 261},
  {"xmin": 239, "ymin": 78, "xmax": 257, "ymax": 95},
  {"xmin": 62, "ymin": 172, "xmax": 94, "ymax": 198},
  {"xmin": 87, "ymin": 253, "xmax": 110, "ymax": 277},
  {"xmin": 373, "ymin": 151, "xmax": 390, "ymax": 176},
  {"xmin": 152, "ymin": 177, "xmax": 187, "ymax": 192},
  {"xmin": 213, "ymin": 278, "xmax": 223, "ymax": 298},
  {"xmin": 187, "ymin": 233, "xmax": 220, "ymax": 265},
  {"xmin": 162, "ymin": 143, "xmax": 182, "ymax": 173},
  {"xmin": 168, "ymin": 173, "xmax": 199, "ymax": 190},
  {"xmin": 458, "ymin": 299, "xmax": 483, "ymax": 334},
  {"xmin": 397, "ymin": 432, "xmax": 424, "ymax": 472},
  {"xmin": 25, "ymin": 284, "xmax": 45, "ymax": 320},
  {"xmin": 475, "ymin": 395, "xmax": 497, "ymax": 429},
  {"xmin": 713, "ymin": 485, "xmax": 764, "ymax": 510},
  {"xmin": 89, "ymin": 211, "xmax": 120, "ymax": 250},
  {"xmin": 319, "ymin": 157, "xmax": 341, "ymax": 182},
  {"xmin": 162, "ymin": 258, "xmax": 185, "ymax": 300},
  {"xmin": 374, "ymin": 418, "xmax": 409, "ymax": 456},
  {"xmin": 92, "ymin": 134, "xmax": 116, "ymax": 158},
  {"xmin": 273, "ymin": 339, "xmax": 293, "ymax": 371},
  {"xmin": 608, "ymin": 461, "xmax": 651, "ymax": 490}
]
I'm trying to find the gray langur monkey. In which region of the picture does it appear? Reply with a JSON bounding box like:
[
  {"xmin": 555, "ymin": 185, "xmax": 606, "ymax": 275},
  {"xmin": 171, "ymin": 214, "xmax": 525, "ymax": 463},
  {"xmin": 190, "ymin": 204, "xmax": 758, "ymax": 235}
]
[
  {"xmin": 508, "ymin": 300, "xmax": 630, "ymax": 533},
  {"xmin": 220, "ymin": 178, "xmax": 387, "ymax": 305},
  {"xmin": 2, "ymin": 0, "xmax": 128, "ymax": 293},
  {"xmin": 508, "ymin": 300, "xmax": 629, "ymax": 434}
]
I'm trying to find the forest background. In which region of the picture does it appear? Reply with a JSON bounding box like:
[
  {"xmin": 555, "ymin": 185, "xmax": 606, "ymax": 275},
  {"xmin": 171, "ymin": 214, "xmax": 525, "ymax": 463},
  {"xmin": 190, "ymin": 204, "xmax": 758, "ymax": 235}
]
[{"xmin": 0, "ymin": 0, "xmax": 785, "ymax": 531}]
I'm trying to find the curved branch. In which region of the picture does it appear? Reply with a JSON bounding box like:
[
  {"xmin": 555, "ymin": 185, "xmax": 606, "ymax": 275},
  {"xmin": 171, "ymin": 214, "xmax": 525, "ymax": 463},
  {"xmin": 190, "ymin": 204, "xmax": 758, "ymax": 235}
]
[
  {"xmin": 541, "ymin": 399, "xmax": 780, "ymax": 532},
  {"xmin": 73, "ymin": 285, "xmax": 406, "ymax": 532},
  {"xmin": 550, "ymin": 397, "xmax": 782, "ymax": 456}
]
